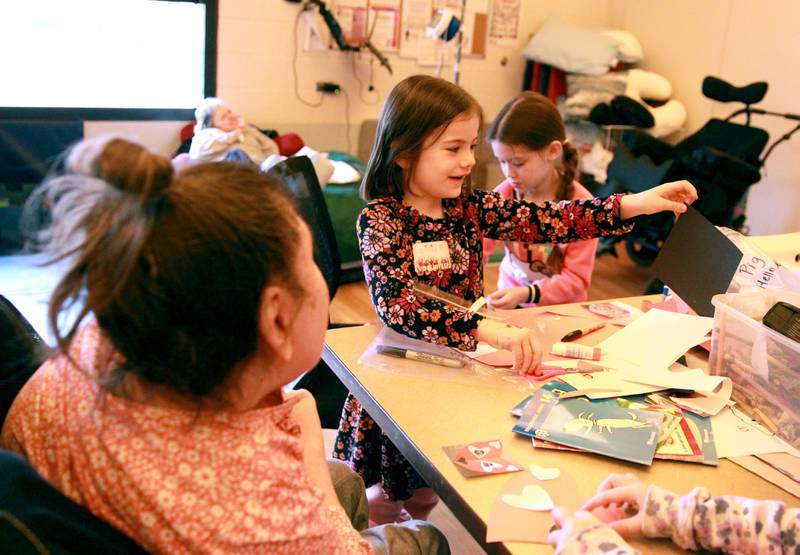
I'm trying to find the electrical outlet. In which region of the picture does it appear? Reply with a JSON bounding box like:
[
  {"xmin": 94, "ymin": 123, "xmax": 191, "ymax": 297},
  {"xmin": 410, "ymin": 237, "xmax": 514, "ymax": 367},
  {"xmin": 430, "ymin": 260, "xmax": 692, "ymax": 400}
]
[{"xmin": 316, "ymin": 82, "xmax": 341, "ymax": 95}]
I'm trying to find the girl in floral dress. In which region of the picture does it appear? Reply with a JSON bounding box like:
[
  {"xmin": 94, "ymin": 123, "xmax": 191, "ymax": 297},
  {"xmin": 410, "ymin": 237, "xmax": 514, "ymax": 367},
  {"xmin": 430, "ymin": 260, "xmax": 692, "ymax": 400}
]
[{"xmin": 333, "ymin": 74, "xmax": 697, "ymax": 524}]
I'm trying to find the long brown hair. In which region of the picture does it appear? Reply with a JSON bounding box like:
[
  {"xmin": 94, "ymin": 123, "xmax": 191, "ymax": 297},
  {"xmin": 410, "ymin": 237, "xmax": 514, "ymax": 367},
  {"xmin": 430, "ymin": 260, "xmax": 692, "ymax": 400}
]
[
  {"xmin": 360, "ymin": 74, "xmax": 484, "ymax": 201},
  {"xmin": 25, "ymin": 136, "xmax": 301, "ymax": 397},
  {"xmin": 486, "ymin": 91, "xmax": 578, "ymax": 201}
]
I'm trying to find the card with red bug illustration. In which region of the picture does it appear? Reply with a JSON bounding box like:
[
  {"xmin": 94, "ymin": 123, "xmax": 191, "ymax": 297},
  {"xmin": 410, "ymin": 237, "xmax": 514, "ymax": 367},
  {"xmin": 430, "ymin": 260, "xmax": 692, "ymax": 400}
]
[{"xmin": 442, "ymin": 439, "xmax": 522, "ymax": 478}]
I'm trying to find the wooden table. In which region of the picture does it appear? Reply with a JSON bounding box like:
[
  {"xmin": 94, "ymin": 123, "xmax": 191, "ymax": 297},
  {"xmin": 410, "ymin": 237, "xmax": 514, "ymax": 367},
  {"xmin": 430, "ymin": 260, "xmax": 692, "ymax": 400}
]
[{"xmin": 322, "ymin": 298, "xmax": 799, "ymax": 554}]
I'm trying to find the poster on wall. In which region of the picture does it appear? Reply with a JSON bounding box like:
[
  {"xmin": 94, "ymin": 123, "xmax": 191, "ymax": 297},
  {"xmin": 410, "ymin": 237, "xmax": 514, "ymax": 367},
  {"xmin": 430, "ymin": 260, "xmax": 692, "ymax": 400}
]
[
  {"xmin": 458, "ymin": 0, "xmax": 488, "ymax": 57},
  {"xmin": 398, "ymin": 0, "xmax": 433, "ymax": 60},
  {"xmin": 333, "ymin": 0, "xmax": 369, "ymax": 45},
  {"xmin": 488, "ymin": 0, "xmax": 520, "ymax": 43},
  {"xmin": 368, "ymin": 0, "xmax": 402, "ymax": 51}
]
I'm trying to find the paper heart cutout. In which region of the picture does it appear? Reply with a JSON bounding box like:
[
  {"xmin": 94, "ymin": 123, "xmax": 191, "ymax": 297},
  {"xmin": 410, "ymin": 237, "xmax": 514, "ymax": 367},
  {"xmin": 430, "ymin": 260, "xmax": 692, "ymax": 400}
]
[
  {"xmin": 501, "ymin": 485, "xmax": 554, "ymax": 511},
  {"xmin": 468, "ymin": 446, "xmax": 487, "ymax": 458},
  {"xmin": 487, "ymin": 465, "xmax": 579, "ymax": 543},
  {"xmin": 529, "ymin": 464, "xmax": 561, "ymax": 481}
]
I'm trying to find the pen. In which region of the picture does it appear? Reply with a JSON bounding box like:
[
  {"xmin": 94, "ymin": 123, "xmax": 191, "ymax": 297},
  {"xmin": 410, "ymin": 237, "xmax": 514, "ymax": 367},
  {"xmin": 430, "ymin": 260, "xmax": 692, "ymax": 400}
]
[
  {"xmin": 560, "ymin": 323, "xmax": 606, "ymax": 342},
  {"xmin": 377, "ymin": 345, "xmax": 465, "ymax": 368}
]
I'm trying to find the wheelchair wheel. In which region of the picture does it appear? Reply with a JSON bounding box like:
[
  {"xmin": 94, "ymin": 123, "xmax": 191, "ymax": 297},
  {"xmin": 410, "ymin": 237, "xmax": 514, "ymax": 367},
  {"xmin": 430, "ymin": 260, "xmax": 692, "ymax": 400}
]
[{"xmin": 624, "ymin": 236, "xmax": 660, "ymax": 266}]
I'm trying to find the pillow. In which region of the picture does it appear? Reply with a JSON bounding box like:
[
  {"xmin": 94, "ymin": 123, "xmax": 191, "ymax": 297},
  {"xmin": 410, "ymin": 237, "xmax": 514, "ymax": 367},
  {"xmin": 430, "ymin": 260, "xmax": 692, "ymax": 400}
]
[
  {"xmin": 625, "ymin": 69, "xmax": 672, "ymax": 102},
  {"xmin": 601, "ymin": 29, "xmax": 644, "ymax": 63},
  {"xmin": 522, "ymin": 16, "xmax": 621, "ymax": 75},
  {"xmin": 564, "ymin": 73, "xmax": 628, "ymax": 118}
]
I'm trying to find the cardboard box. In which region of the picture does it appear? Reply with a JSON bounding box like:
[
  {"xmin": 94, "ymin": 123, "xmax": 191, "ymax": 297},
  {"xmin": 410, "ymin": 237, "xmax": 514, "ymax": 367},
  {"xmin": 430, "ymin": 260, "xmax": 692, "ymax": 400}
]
[{"xmin": 709, "ymin": 291, "xmax": 800, "ymax": 449}]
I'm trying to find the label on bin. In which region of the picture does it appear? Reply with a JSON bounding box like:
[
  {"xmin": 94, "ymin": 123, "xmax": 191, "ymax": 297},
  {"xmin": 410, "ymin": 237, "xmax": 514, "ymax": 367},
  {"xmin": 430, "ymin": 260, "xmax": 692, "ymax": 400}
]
[{"xmin": 735, "ymin": 255, "xmax": 783, "ymax": 290}]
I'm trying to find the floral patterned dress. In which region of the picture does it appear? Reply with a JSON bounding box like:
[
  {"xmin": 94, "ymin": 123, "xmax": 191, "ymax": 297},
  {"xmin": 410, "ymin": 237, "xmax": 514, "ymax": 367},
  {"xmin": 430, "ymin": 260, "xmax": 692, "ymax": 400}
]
[{"xmin": 333, "ymin": 190, "xmax": 632, "ymax": 500}]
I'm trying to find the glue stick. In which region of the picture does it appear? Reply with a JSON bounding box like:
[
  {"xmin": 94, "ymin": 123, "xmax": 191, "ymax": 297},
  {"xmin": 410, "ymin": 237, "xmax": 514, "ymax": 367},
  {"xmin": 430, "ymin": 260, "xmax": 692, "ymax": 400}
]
[{"xmin": 550, "ymin": 342, "xmax": 602, "ymax": 361}]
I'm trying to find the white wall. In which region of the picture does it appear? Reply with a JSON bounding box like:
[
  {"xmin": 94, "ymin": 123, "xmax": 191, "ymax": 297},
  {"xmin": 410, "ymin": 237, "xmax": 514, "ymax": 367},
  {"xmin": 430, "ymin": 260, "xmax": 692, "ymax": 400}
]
[
  {"xmin": 87, "ymin": 1, "xmax": 612, "ymax": 158},
  {"xmin": 84, "ymin": 120, "xmax": 188, "ymax": 157},
  {"xmin": 607, "ymin": 0, "xmax": 800, "ymax": 235},
  {"xmin": 214, "ymin": 0, "xmax": 611, "ymax": 151},
  {"xmin": 84, "ymin": 0, "xmax": 799, "ymax": 234}
]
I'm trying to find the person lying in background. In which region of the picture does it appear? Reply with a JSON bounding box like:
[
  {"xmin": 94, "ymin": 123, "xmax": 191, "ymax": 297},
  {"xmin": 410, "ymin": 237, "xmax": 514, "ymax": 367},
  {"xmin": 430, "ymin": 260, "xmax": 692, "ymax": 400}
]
[
  {"xmin": 189, "ymin": 97, "xmax": 335, "ymax": 184},
  {"xmin": 189, "ymin": 97, "xmax": 281, "ymax": 165},
  {"xmin": 549, "ymin": 472, "xmax": 800, "ymax": 554}
]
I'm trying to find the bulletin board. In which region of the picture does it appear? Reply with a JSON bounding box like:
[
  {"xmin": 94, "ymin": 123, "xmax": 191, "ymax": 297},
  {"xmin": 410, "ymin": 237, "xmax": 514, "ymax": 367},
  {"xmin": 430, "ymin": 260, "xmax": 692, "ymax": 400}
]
[
  {"xmin": 331, "ymin": 0, "xmax": 492, "ymax": 66},
  {"xmin": 332, "ymin": 0, "xmax": 403, "ymax": 51}
]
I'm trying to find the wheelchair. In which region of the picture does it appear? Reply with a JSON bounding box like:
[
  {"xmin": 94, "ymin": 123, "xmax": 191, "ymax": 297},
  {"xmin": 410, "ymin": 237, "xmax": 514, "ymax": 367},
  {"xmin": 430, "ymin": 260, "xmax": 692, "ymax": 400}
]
[{"xmin": 596, "ymin": 75, "xmax": 800, "ymax": 266}]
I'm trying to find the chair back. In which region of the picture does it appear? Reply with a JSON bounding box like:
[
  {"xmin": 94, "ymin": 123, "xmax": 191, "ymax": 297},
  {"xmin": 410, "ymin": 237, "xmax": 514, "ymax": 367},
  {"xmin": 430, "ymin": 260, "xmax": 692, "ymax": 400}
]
[
  {"xmin": 267, "ymin": 156, "xmax": 341, "ymax": 300},
  {"xmin": 0, "ymin": 295, "xmax": 46, "ymax": 427},
  {"xmin": 0, "ymin": 449, "xmax": 146, "ymax": 553}
]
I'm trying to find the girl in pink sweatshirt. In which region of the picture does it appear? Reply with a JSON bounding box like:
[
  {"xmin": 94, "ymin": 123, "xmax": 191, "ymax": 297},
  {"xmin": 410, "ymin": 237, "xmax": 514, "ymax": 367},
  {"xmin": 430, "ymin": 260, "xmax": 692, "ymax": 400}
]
[{"xmin": 483, "ymin": 92, "xmax": 597, "ymax": 308}]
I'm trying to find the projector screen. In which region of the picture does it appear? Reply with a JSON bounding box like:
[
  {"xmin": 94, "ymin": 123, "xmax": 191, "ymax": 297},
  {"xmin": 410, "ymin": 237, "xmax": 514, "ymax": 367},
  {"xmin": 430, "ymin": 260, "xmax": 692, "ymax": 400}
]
[{"xmin": 0, "ymin": 0, "xmax": 208, "ymax": 110}]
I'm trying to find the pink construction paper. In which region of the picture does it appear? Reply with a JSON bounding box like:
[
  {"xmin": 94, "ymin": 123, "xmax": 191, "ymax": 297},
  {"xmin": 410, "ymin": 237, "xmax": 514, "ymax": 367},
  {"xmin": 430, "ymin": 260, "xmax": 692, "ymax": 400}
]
[{"xmin": 473, "ymin": 312, "xmax": 612, "ymax": 367}]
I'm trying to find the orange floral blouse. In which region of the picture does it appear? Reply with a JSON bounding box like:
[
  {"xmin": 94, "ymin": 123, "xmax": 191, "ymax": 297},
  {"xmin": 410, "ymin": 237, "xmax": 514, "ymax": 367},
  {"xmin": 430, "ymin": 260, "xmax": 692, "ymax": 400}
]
[{"xmin": 2, "ymin": 320, "xmax": 371, "ymax": 555}]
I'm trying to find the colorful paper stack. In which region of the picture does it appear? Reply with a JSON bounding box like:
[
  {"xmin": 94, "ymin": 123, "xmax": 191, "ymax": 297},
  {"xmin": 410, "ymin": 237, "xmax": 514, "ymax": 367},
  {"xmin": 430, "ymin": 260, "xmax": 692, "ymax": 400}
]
[{"xmin": 512, "ymin": 380, "xmax": 718, "ymax": 466}]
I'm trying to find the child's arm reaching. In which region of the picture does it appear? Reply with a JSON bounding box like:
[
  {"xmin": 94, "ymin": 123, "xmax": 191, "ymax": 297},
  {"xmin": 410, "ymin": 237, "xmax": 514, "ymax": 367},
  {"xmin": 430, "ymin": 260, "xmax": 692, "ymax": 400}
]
[
  {"xmin": 480, "ymin": 181, "xmax": 697, "ymax": 245},
  {"xmin": 481, "ymin": 191, "xmax": 633, "ymax": 245},
  {"xmin": 619, "ymin": 181, "xmax": 697, "ymax": 219},
  {"xmin": 581, "ymin": 473, "xmax": 800, "ymax": 554}
]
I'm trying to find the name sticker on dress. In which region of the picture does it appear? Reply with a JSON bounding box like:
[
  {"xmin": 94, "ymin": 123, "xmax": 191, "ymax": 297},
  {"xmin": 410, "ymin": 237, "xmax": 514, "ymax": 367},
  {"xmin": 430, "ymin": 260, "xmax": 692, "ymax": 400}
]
[{"xmin": 413, "ymin": 241, "xmax": 452, "ymax": 274}]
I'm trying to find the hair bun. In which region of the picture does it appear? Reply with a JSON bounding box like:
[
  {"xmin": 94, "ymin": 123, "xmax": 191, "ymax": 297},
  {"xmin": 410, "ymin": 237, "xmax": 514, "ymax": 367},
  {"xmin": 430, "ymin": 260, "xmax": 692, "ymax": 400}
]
[{"xmin": 68, "ymin": 136, "xmax": 173, "ymax": 200}]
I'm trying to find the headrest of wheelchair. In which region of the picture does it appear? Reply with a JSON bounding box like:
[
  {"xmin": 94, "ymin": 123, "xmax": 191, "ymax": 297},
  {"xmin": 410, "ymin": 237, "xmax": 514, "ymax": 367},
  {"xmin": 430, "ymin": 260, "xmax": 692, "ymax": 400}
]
[{"xmin": 703, "ymin": 76, "xmax": 768, "ymax": 105}]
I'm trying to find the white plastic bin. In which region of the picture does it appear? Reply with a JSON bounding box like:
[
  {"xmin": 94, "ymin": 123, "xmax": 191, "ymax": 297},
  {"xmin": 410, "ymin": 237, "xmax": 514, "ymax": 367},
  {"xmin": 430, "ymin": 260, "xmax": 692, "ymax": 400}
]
[{"xmin": 709, "ymin": 290, "xmax": 800, "ymax": 449}]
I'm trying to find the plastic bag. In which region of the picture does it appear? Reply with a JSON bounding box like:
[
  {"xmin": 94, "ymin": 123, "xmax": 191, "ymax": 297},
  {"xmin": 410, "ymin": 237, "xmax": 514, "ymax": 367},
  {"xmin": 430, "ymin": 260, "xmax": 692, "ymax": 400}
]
[{"xmin": 358, "ymin": 326, "xmax": 540, "ymax": 392}]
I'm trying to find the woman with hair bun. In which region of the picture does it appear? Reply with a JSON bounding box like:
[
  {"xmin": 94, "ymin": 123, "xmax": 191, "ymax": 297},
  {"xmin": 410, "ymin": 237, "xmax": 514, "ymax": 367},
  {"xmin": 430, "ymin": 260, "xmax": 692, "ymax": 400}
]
[{"xmin": 1, "ymin": 136, "xmax": 449, "ymax": 554}]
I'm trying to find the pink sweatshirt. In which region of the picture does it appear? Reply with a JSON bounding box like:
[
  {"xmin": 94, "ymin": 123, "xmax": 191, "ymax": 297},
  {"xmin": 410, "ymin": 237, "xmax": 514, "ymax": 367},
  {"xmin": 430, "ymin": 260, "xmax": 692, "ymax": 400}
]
[
  {"xmin": 1, "ymin": 319, "xmax": 371, "ymax": 555},
  {"xmin": 483, "ymin": 179, "xmax": 598, "ymax": 306}
]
